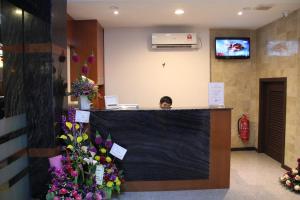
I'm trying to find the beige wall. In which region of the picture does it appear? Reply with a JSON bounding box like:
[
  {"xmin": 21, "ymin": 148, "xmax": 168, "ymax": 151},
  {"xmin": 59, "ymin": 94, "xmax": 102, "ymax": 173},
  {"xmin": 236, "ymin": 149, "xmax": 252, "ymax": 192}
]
[
  {"xmin": 210, "ymin": 9, "xmax": 300, "ymax": 167},
  {"xmin": 256, "ymin": 9, "xmax": 300, "ymax": 168},
  {"xmin": 210, "ymin": 29, "xmax": 257, "ymax": 148},
  {"xmin": 104, "ymin": 27, "xmax": 210, "ymax": 107}
]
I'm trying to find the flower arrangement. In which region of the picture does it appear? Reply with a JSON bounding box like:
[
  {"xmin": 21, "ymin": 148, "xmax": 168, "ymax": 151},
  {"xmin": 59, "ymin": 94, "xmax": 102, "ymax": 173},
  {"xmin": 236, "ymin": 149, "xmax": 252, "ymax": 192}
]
[
  {"xmin": 70, "ymin": 51, "xmax": 98, "ymax": 101},
  {"xmin": 279, "ymin": 158, "xmax": 300, "ymax": 193},
  {"xmin": 46, "ymin": 108, "xmax": 125, "ymax": 200},
  {"xmin": 71, "ymin": 76, "xmax": 98, "ymax": 101}
]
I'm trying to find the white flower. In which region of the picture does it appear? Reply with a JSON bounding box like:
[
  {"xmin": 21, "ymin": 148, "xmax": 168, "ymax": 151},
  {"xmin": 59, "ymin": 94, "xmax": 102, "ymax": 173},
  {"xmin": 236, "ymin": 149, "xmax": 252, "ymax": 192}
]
[
  {"xmin": 280, "ymin": 176, "xmax": 286, "ymax": 182},
  {"xmin": 83, "ymin": 158, "xmax": 90, "ymax": 164},
  {"xmin": 286, "ymin": 180, "xmax": 291, "ymax": 186},
  {"xmin": 294, "ymin": 185, "xmax": 300, "ymax": 191},
  {"xmin": 90, "ymin": 151, "xmax": 96, "ymax": 157},
  {"xmin": 81, "ymin": 146, "xmax": 88, "ymax": 153},
  {"xmin": 284, "ymin": 174, "xmax": 290, "ymax": 179},
  {"xmin": 292, "ymin": 168, "xmax": 298, "ymax": 175},
  {"xmin": 295, "ymin": 175, "xmax": 300, "ymax": 181}
]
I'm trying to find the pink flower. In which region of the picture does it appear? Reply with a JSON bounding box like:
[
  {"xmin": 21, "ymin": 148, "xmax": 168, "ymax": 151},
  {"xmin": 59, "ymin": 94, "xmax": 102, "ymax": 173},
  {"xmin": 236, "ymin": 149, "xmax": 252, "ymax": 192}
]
[
  {"xmin": 75, "ymin": 195, "xmax": 82, "ymax": 200},
  {"xmin": 81, "ymin": 63, "xmax": 89, "ymax": 75},
  {"xmin": 72, "ymin": 190, "xmax": 78, "ymax": 197},
  {"xmin": 59, "ymin": 188, "xmax": 68, "ymax": 195},
  {"xmin": 71, "ymin": 170, "xmax": 78, "ymax": 177},
  {"xmin": 87, "ymin": 52, "xmax": 95, "ymax": 64},
  {"xmin": 95, "ymin": 192, "xmax": 102, "ymax": 200},
  {"xmin": 53, "ymin": 197, "xmax": 60, "ymax": 200},
  {"xmin": 72, "ymin": 52, "xmax": 80, "ymax": 63}
]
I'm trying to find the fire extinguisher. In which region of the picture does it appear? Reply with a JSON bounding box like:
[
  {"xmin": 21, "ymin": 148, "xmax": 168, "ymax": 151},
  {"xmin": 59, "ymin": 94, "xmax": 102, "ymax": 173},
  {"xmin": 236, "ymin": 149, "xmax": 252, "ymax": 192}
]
[{"xmin": 238, "ymin": 114, "xmax": 249, "ymax": 143}]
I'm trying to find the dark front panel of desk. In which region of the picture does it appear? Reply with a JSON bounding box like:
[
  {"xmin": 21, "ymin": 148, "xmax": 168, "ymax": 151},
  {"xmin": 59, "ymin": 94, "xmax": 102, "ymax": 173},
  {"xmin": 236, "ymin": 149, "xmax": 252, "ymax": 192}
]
[{"xmin": 90, "ymin": 109, "xmax": 210, "ymax": 181}]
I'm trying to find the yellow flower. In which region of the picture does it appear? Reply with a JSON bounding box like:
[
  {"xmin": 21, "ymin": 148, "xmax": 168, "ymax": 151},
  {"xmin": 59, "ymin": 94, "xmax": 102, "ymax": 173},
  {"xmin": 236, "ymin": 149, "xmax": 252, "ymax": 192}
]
[
  {"xmin": 106, "ymin": 169, "xmax": 112, "ymax": 173},
  {"xmin": 95, "ymin": 156, "xmax": 100, "ymax": 161},
  {"xmin": 75, "ymin": 123, "xmax": 80, "ymax": 130},
  {"xmin": 114, "ymin": 177, "xmax": 119, "ymax": 182},
  {"xmin": 106, "ymin": 181, "xmax": 113, "ymax": 187},
  {"xmin": 67, "ymin": 145, "xmax": 74, "ymax": 150},
  {"xmin": 77, "ymin": 136, "xmax": 83, "ymax": 143},
  {"xmin": 116, "ymin": 180, "xmax": 121, "ymax": 186},
  {"xmin": 65, "ymin": 122, "xmax": 72, "ymax": 130},
  {"xmin": 67, "ymin": 134, "xmax": 74, "ymax": 141},
  {"xmin": 105, "ymin": 156, "xmax": 112, "ymax": 163},
  {"xmin": 83, "ymin": 133, "xmax": 88, "ymax": 140},
  {"xmin": 59, "ymin": 135, "xmax": 67, "ymax": 140},
  {"xmin": 100, "ymin": 148, "xmax": 107, "ymax": 154}
]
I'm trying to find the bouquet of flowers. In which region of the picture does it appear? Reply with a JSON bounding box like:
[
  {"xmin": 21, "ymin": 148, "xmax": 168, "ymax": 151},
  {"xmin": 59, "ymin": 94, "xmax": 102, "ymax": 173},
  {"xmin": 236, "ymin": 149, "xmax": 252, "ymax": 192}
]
[
  {"xmin": 70, "ymin": 51, "xmax": 98, "ymax": 101},
  {"xmin": 279, "ymin": 158, "xmax": 300, "ymax": 193},
  {"xmin": 71, "ymin": 76, "xmax": 98, "ymax": 101},
  {"xmin": 46, "ymin": 108, "xmax": 125, "ymax": 200}
]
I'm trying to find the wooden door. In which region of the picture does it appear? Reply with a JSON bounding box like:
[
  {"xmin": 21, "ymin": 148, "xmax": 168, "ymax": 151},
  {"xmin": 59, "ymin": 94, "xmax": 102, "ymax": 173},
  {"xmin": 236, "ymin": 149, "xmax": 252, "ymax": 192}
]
[{"xmin": 259, "ymin": 78, "xmax": 286, "ymax": 164}]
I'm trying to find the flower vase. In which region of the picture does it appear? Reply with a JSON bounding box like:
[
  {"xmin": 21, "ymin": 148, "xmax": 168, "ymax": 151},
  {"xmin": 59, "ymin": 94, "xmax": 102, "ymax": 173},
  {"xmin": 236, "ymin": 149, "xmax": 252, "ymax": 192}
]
[{"xmin": 79, "ymin": 95, "xmax": 91, "ymax": 110}]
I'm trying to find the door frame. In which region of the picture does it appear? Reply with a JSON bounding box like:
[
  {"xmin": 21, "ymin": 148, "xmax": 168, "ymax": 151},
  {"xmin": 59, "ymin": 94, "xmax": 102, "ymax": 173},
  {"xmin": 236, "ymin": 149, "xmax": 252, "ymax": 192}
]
[{"xmin": 258, "ymin": 77, "xmax": 287, "ymax": 167}]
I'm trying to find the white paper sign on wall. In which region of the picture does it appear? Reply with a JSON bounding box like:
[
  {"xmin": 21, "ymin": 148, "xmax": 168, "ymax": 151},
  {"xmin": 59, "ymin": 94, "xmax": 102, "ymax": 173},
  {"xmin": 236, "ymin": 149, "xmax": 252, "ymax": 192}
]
[
  {"xmin": 109, "ymin": 143, "xmax": 127, "ymax": 160},
  {"xmin": 75, "ymin": 110, "xmax": 90, "ymax": 123},
  {"xmin": 208, "ymin": 82, "xmax": 224, "ymax": 107},
  {"xmin": 95, "ymin": 165, "xmax": 104, "ymax": 185}
]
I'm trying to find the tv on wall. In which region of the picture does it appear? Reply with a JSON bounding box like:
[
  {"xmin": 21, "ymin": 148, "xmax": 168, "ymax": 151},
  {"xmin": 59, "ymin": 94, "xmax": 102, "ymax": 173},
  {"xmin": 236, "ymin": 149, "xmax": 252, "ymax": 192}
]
[{"xmin": 215, "ymin": 37, "xmax": 250, "ymax": 59}]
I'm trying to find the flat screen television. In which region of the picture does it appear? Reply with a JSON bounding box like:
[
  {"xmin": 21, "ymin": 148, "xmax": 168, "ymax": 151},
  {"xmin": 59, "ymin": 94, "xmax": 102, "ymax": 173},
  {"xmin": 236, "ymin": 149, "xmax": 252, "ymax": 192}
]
[{"xmin": 215, "ymin": 37, "xmax": 250, "ymax": 59}]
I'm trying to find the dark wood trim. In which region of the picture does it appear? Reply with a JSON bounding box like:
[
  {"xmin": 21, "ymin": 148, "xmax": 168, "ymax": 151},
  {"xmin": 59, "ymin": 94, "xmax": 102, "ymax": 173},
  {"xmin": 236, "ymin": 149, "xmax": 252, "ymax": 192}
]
[
  {"xmin": 0, "ymin": 148, "xmax": 27, "ymax": 169},
  {"xmin": 258, "ymin": 77, "xmax": 287, "ymax": 166},
  {"xmin": 28, "ymin": 147, "xmax": 60, "ymax": 158},
  {"xmin": 231, "ymin": 147, "xmax": 257, "ymax": 151},
  {"xmin": 124, "ymin": 109, "xmax": 231, "ymax": 191}
]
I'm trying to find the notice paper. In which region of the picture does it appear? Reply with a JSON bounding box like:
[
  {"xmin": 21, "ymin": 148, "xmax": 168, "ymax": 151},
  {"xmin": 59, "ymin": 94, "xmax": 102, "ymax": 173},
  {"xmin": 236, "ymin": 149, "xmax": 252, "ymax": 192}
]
[
  {"xmin": 109, "ymin": 143, "xmax": 127, "ymax": 160},
  {"xmin": 208, "ymin": 82, "xmax": 224, "ymax": 107},
  {"xmin": 75, "ymin": 110, "xmax": 90, "ymax": 123},
  {"xmin": 95, "ymin": 165, "xmax": 104, "ymax": 185}
]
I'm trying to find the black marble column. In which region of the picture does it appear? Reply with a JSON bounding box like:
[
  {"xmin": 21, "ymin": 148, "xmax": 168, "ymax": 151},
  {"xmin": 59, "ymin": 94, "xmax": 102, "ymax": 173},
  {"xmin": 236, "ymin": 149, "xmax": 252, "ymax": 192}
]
[{"xmin": 2, "ymin": 0, "xmax": 67, "ymax": 198}]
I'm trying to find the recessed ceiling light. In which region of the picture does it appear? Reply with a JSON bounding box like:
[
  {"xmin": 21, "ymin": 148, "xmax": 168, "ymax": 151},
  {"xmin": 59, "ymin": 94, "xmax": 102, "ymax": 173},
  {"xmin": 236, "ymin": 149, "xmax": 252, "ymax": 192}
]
[
  {"xmin": 237, "ymin": 11, "xmax": 243, "ymax": 16},
  {"xmin": 175, "ymin": 9, "xmax": 184, "ymax": 15},
  {"xmin": 15, "ymin": 9, "xmax": 22, "ymax": 15},
  {"xmin": 110, "ymin": 6, "xmax": 119, "ymax": 15}
]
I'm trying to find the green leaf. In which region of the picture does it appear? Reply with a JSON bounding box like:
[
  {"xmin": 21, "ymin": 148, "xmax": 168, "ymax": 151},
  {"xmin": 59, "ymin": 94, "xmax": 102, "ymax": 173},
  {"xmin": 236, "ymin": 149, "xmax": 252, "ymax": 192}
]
[{"xmin": 46, "ymin": 192, "xmax": 55, "ymax": 200}]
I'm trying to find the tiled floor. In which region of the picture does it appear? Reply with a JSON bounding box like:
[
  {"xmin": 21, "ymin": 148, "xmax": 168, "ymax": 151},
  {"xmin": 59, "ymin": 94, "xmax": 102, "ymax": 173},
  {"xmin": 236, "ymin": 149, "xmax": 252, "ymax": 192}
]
[{"xmin": 112, "ymin": 151, "xmax": 299, "ymax": 200}]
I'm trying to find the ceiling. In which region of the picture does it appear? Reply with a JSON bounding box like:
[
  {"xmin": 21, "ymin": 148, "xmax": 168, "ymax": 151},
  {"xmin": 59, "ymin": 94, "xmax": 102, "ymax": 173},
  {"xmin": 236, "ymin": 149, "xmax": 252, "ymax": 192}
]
[{"xmin": 67, "ymin": 0, "xmax": 300, "ymax": 29}]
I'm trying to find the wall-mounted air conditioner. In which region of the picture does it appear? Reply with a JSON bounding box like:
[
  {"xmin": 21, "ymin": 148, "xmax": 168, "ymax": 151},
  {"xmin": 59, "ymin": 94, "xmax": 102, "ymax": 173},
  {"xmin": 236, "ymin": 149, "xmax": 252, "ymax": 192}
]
[{"xmin": 151, "ymin": 33, "xmax": 198, "ymax": 49}]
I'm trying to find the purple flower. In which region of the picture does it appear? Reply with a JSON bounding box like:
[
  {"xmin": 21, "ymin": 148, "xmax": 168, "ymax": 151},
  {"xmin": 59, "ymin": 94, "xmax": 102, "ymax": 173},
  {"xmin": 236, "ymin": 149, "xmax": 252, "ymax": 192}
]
[
  {"xmin": 95, "ymin": 131, "xmax": 102, "ymax": 145},
  {"xmin": 105, "ymin": 134, "xmax": 113, "ymax": 149},
  {"xmin": 85, "ymin": 192, "xmax": 93, "ymax": 200},
  {"xmin": 81, "ymin": 64, "xmax": 89, "ymax": 75},
  {"xmin": 89, "ymin": 146, "xmax": 97, "ymax": 153},
  {"xmin": 67, "ymin": 107, "xmax": 76, "ymax": 123}
]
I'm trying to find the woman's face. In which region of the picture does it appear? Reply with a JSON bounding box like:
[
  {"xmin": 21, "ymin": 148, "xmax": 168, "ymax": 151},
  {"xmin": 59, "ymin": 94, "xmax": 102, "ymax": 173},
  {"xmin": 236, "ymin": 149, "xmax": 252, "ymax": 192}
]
[{"xmin": 160, "ymin": 102, "xmax": 172, "ymax": 109}]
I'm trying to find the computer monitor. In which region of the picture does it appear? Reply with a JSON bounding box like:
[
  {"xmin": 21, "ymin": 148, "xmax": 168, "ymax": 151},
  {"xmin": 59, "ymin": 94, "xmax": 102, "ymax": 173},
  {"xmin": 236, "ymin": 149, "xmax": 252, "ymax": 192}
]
[{"xmin": 104, "ymin": 95, "xmax": 119, "ymax": 109}]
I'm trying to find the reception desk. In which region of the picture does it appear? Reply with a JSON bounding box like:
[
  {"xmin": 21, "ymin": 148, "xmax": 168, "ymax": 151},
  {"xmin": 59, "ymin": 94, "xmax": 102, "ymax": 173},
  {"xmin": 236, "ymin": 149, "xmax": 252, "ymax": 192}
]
[{"xmin": 90, "ymin": 108, "xmax": 231, "ymax": 191}]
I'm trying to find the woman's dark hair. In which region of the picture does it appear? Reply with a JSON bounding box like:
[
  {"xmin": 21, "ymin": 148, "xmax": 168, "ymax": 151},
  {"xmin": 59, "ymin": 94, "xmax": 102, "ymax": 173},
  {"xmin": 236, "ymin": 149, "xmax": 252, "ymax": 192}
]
[{"xmin": 160, "ymin": 96, "xmax": 172, "ymax": 105}]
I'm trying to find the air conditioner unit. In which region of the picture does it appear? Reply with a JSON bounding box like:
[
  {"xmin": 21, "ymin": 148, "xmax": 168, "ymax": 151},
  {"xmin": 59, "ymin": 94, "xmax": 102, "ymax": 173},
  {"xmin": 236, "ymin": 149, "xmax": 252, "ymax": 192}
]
[{"xmin": 152, "ymin": 33, "xmax": 198, "ymax": 49}]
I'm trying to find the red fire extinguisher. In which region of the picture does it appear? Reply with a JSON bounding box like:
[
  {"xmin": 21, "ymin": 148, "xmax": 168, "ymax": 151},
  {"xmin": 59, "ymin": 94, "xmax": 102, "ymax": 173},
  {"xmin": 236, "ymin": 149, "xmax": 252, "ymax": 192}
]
[{"xmin": 238, "ymin": 114, "xmax": 249, "ymax": 143}]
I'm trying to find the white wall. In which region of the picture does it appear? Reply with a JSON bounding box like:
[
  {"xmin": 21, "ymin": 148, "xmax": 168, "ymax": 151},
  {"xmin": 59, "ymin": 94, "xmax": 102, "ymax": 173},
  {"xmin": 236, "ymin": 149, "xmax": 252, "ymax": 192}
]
[{"xmin": 104, "ymin": 27, "xmax": 210, "ymax": 107}]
